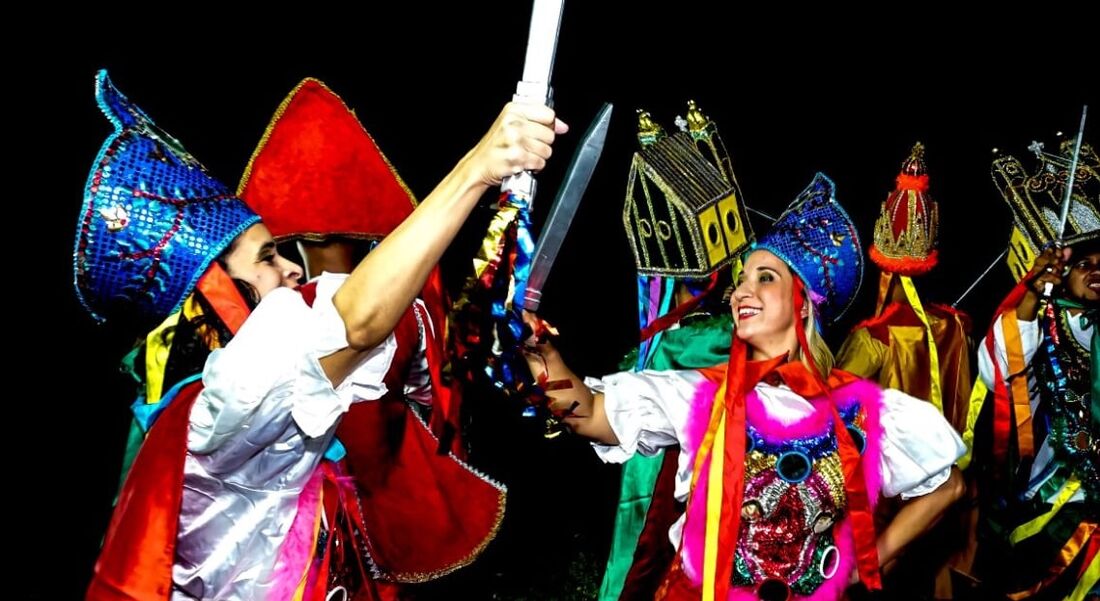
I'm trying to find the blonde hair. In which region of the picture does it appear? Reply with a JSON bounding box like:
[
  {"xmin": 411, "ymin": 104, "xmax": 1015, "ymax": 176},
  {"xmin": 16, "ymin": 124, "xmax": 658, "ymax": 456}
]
[{"xmin": 795, "ymin": 300, "xmax": 834, "ymax": 380}]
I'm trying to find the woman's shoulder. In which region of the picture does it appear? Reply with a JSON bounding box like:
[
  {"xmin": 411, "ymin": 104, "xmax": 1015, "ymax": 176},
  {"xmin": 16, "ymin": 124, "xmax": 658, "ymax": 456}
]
[{"xmin": 232, "ymin": 287, "xmax": 313, "ymax": 349}]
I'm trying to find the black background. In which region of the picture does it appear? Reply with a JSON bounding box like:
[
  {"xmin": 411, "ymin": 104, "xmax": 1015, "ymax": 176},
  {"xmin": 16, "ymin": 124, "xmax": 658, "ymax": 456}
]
[{"xmin": 25, "ymin": 4, "xmax": 1096, "ymax": 599}]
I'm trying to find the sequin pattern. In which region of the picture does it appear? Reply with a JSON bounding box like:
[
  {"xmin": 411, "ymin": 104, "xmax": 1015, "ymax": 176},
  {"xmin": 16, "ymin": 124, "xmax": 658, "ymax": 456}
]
[
  {"xmin": 1035, "ymin": 305, "xmax": 1098, "ymax": 496},
  {"xmin": 754, "ymin": 173, "xmax": 863, "ymax": 324},
  {"xmin": 73, "ymin": 70, "xmax": 259, "ymax": 324},
  {"xmin": 732, "ymin": 404, "xmax": 866, "ymax": 594}
]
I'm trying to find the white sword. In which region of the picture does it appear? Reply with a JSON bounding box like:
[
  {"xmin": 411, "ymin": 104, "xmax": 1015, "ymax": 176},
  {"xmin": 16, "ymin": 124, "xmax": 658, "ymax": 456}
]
[
  {"xmin": 1045, "ymin": 105, "xmax": 1088, "ymax": 297},
  {"xmin": 500, "ymin": 0, "xmax": 565, "ymax": 204}
]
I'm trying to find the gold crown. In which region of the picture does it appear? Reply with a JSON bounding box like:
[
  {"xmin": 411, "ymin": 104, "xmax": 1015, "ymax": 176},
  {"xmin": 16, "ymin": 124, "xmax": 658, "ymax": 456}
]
[
  {"xmin": 870, "ymin": 143, "xmax": 940, "ymax": 276},
  {"xmin": 623, "ymin": 101, "xmax": 753, "ymax": 277},
  {"xmin": 992, "ymin": 138, "xmax": 1100, "ymax": 281}
]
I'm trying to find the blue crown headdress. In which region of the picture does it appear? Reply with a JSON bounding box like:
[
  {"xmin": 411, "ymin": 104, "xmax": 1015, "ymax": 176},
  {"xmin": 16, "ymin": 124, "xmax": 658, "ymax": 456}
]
[
  {"xmin": 754, "ymin": 173, "xmax": 863, "ymax": 324},
  {"xmin": 73, "ymin": 70, "xmax": 260, "ymax": 324}
]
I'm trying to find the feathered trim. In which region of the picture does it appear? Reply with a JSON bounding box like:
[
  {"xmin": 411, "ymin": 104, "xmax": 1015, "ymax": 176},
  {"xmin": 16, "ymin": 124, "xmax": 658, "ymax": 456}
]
[
  {"xmin": 678, "ymin": 376, "xmax": 885, "ymax": 596},
  {"xmin": 869, "ymin": 246, "xmax": 938, "ymax": 276},
  {"xmin": 895, "ymin": 173, "xmax": 929, "ymax": 192}
]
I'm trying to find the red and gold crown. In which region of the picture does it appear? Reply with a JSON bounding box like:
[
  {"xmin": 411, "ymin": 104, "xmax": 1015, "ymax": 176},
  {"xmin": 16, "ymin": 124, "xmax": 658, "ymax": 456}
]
[
  {"xmin": 869, "ymin": 142, "xmax": 939, "ymax": 276},
  {"xmin": 237, "ymin": 78, "xmax": 416, "ymax": 241}
]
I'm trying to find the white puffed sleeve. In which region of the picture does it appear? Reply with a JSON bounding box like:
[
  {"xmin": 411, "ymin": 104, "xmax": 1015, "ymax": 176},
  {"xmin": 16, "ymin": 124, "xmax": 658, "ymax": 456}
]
[
  {"xmin": 878, "ymin": 388, "xmax": 965, "ymax": 499},
  {"xmin": 191, "ymin": 278, "xmax": 395, "ymax": 460},
  {"xmin": 585, "ymin": 369, "xmax": 707, "ymax": 464},
  {"xmin": 304, "ymin": 273, "xmax": 395, "ymax": 408}
]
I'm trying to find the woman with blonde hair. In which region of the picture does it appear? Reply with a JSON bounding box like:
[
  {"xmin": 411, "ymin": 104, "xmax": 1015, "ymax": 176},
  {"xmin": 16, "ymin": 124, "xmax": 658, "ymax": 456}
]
[{"xmin": 524, "ymin": 173, "xmax": 965, "ymax": 601}]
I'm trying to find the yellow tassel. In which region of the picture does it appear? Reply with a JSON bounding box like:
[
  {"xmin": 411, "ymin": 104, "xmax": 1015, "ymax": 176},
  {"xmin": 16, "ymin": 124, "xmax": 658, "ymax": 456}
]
[{"xmin": 899, "ymin": 276, "xmax": 943, "ymax": 413}]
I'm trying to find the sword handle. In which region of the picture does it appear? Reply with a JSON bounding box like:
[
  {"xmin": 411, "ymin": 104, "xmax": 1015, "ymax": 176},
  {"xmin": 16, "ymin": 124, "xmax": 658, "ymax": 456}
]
[
  {"xmin": 523, "ymin": 288, "xmax": 543, "ymax": 313},
  {"xmin": 501, "ymin": 85, "xmax": 554, "ymax": 202},
  {"xmin": 501, "ymin": 170, "xmax": 537, "ymax": 201},
  {"xmin": 514, "ymin": 82, "xmax": 554, "ymax": 108},
  {"xmin": 501, "ymin": 0, "xmax": 563, "ymax": 202}
]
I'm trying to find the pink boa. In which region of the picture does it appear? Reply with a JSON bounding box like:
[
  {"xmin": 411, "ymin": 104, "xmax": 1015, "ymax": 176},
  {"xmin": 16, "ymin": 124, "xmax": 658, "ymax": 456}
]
[{"xmin": 678, "ymin": 376, "xmax": 884, "ymax": 599}]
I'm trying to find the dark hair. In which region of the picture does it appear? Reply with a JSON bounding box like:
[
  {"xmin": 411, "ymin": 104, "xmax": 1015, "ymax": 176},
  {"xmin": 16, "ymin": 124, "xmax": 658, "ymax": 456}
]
[
  {"xmin": 161, "ymin": 277, "xmax": 258, "ymax": 387},
  {"xmin": 1072, "ymin": 237, "xmax": 1100, "ymax": 258},
  {"xmin": 124, "ymin": 269, "xmax": 260, "ymax": 395},
  {"xmin": 122, "ymin": 230, "xmax": 263, "ymax": 394}
]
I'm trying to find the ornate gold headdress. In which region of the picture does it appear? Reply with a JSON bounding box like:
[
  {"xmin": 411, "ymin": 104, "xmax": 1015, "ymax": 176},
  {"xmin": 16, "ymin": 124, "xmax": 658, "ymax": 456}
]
[
  {"xmin": 870, "ymin": 143, "xmax": 939, "ymax": 276},
  {"xmin": 623, "ymin": 101, "xmax": 752, "ymax": 277},
  {"xmin": 992, "ymin": 138, "xmax": 1100, "ymax": 281}
]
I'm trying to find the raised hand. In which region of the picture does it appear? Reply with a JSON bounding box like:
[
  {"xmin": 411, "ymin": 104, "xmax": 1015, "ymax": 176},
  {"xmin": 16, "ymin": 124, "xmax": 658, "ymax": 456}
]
[
  {"xmin": 1017, "ymin": 245, "xmax": 1072, "ymax": 319},
  {"xmin": 1027, "ymin": 245, "xmax": 1071, "ymax": 296},
  {"xmin": 467, "ymin": 102, "xmax": 568, "ymax": 188}
]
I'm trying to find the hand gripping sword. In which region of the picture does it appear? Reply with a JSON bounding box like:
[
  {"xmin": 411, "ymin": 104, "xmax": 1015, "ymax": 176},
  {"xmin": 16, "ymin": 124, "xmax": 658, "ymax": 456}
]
[
  {"xmin": 500, "ymin": 0, "xmax": 565, "ymax": 204},
  {"xmin": 448, "ymin": 0, "xmax": 568, "ymax": 399}
]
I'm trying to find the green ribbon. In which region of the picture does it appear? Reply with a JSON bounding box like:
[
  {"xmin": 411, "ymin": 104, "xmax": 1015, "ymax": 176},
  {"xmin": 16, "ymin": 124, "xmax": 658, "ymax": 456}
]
[{"xmin": 598, "ymin": 314, "xmax": 733, "ymax": 601}]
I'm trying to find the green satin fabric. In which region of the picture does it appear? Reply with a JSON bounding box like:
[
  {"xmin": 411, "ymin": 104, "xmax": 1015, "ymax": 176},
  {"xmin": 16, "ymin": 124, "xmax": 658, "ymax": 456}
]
[
  {"xmin": 1059, "ymin": 301, "xmax": 1098, "ymax": 457},
  {"xmin": 598, "ymin": 313, "xmax": 732, "ymax": 601},
  {"xmin": 1091, "ymin": 320, "xmax": 1098, "ymax": 442}
]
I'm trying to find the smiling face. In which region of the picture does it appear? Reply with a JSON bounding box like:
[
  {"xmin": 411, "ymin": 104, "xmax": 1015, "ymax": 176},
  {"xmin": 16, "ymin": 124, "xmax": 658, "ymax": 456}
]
[
  {"xmin": 731, "ymin": 250, "xmax": 806, "ymax": 361},
  {"xmin": 221, "ymin": 223, "xmax": 303, "ymax": 298},
  {"xmin": 1065, "ymin": 250, "xmax": 1100, "ymax": 305}
]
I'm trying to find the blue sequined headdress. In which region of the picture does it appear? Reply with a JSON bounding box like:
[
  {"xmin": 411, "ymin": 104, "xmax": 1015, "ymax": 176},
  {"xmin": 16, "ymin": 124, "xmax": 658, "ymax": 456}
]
[
  {"xmin": 754, "ymin": 173, "xmax": 863, "ymax": 324},
  {"xmin": 73, "ymin": 70, "xmax": 260, "ymax": 324}
]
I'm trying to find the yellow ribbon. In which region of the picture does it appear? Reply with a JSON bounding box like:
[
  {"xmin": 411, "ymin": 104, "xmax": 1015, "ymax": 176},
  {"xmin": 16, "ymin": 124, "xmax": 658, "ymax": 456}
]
[
  {"xmin": 956, "ymin": 378, "xmax": 988, "ymax": 470},
  {"xmin": 143, "ymin": 296, "xmax": 215, "ymax": 405},
  {"xmin": 143, "ymin": 311, "xmax": 181, "ymax": 405},
  {"xmin": 1009, "ymin": 476, "xmax": 1082, "ymax": 544},
  {"xmin": 702, "ymin": 410, "xmax": 726, "ymax": 601},
  {"xmin": 1007, "ymin": 520, "xmax": 1096, "ymax": 600},
  {"xmin": 473, "ymin": 206, "xmax": 518, "ymax": 279},
  {"xmin": 452, "ymin": 204, "xmax": 520, "ymax": 319},
  {"xmin": 899, "ymin": 276, "xmax": 943, "ymax": 413}
]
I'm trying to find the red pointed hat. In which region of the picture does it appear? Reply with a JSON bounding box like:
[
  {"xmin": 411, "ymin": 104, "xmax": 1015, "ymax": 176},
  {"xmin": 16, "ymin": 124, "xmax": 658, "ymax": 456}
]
[
  {"xmin": 238, "ymin": 78, "xmax": 416, "ymax": 240},
  {"xmin": 869, "ymin": 142, "xmax": 939, "ymax": 276}
]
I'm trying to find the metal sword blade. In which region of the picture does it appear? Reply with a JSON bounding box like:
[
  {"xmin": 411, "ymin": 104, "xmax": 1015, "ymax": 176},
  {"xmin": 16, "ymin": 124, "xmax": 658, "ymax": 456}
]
[{"xmin": 523, "ymin": 102, "xmax": 614, "ymax": 311}]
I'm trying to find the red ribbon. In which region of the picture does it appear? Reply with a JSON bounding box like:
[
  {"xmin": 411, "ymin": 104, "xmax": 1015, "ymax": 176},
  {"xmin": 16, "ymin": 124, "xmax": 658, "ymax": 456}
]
[
  {"xmin": 640, "ymin": 273, "xmax": 720, "ymax": 342},
  {"xmin": 791, "ymin": 277, "xmax": 882, "ymax": 590},
  {"xmin": 712, "ymin": 338, "xmax": 750, "ymax": 601},
  {"xmin": 86, "ymin": 383, "xmax": 203, "ymax": 601},
  {"xmin": 195, "ymin": 262, "xmax": 251, "ymax": 336}
]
